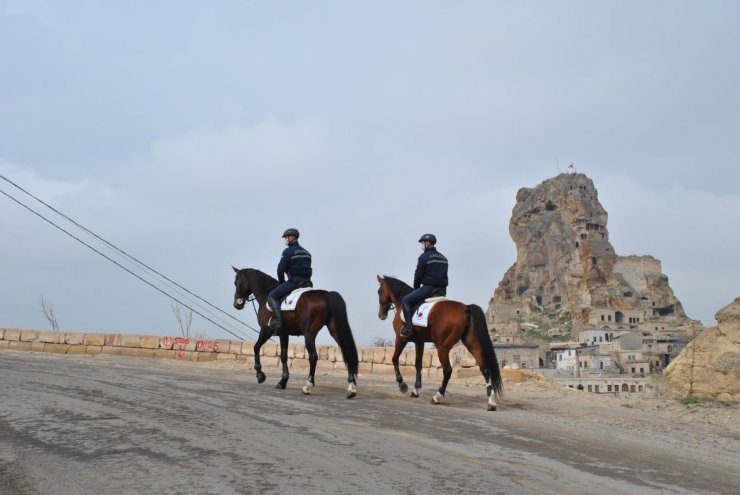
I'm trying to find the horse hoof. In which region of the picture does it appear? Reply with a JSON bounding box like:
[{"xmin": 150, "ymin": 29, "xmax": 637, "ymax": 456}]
[
  {"xmin": 399, "ymin": 382, "xmax": 408, "ymax": 394},
  {"xmin": 257, "ymin": 373, "xmax": 266, "ymax": 384},
  {"xmin": 410, "ymin": 390, "xmax": 420, "ymax": 398},
  {"xmin": 346, "ymin": 382, "xmax": 357, "ymax": 399},
  {"xmin": 431, "ymin": 391, "xmax": 443, "ymax": 404},
  {"xmin": 275, "ymin": 381, "xmax": 287, "ymax": 390},
  {"xmin": 487, "ymin": 404, "xmax": 497, "ymax": 411},
  {"xmin": 302, "ymin": 384, "xmax": 313, "ymax": 395}
]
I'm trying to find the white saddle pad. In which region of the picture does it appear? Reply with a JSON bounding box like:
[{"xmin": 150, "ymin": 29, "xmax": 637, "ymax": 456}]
[
  {"xmin": 400, "ymin": 297, "xmax": 447, "ymax": 327},
  {"xmin": 266, "ymin": 287, "xmax": 314, "ymax": 312}
]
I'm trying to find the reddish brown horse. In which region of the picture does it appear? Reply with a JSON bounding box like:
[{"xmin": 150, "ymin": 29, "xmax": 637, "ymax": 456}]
[
  {"xmin": 377, "ymin": 275, "xmax": 502, "ymax": 410},
  {"xmin": 233, "ymin": 267, "xmax": 359, "ymax": 398}
]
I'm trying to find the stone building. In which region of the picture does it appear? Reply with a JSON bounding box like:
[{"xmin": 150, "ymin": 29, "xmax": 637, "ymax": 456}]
[{"xmin": 486, "ymin": 172, "xmax": 698, "ymax": 362}]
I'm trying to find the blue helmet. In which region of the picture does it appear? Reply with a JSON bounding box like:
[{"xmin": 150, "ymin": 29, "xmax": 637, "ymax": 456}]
[
  {"xmin": 418, "ymin": 233, "xmax": 437, "ymax": 245},
  {"xmin": 282, "ymin": 228, "xmax": 300, "ymax": 239}
]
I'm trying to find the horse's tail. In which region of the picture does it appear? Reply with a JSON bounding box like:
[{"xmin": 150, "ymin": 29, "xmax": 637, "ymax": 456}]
[
  {"xmin": 466, "ymin": 304, "xmax": 503, "ymax": 399},
  {"xmin": 327, "ymin": 291, "xmax": 359, "ymax": 376}
]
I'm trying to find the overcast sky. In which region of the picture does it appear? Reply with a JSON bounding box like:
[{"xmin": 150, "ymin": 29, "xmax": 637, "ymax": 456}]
[{"xmin": 1, "ymin": 1, "xmax": 738, "ymax": 345}]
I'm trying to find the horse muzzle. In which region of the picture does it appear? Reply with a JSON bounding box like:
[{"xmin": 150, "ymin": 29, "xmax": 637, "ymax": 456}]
[{"xmin": 378, "ymin": 307, "xmax": 388, "ymax": 320}]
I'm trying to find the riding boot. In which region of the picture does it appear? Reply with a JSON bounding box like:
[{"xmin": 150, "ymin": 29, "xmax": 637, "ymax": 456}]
[
  {"xmin": 267, "ymin": 297, "xmax": 283, "ymax": 335},
  {"xmin": 400, "ymin": 304, "xmax": 415, "ymax": 339}
]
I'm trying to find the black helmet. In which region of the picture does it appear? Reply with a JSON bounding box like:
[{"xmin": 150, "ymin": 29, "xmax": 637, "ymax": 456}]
[
  {"xmin": 418, "ymin": 233, "xmax": 437, "ymax": 245},
  {"xmin": 282, "ymin": 228, "xmax": 300, "ymax": 239}
]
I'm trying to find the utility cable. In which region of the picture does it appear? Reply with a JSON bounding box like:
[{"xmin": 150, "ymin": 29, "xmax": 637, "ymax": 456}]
[
  {"xmin": 0, "ymin": 185, "xmax": 259, "ymax": 339},
  {"xmin": 0, "ymin": 173, "xmax": 254, "ymax": 335}
]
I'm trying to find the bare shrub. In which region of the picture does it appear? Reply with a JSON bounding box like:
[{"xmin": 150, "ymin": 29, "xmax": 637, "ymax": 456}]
[
  {"xmin": 170, "ymin": 302, "xmax": 207, "ymax": 339},
  {"xmin": 40, "ymin": 295, "xmax": 60, "ymax": 332},
  {"xmin": 370, "ymin": 336, "xmax": 394, "ymax": 347}
]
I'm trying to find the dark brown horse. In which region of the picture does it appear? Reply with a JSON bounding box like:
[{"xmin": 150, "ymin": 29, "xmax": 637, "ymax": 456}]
[
  {"xmin": 377, "ymin": 275, "xmax": 503, "ymax": 410},
  {"xmin": 233, "ymin": 267, "xmax": 359, "ymax": 398}
]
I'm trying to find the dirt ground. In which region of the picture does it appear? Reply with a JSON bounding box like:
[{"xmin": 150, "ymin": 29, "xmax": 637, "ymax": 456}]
[
  {"xmin": 3, "ymin": 350, "xmax": 739, "ymax": 494},
  {"xmin": 467, "ymin": 373, "xmax": 740, "ymax": 464},
  {"xmin": 203, "ymin": 357, "xmax": 740, "ymax": 465}
]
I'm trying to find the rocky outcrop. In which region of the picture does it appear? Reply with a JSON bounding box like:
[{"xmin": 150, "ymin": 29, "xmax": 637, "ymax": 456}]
[
  {"xmin": 664, "ymin": 298, "xmax": 740, "ymax": 401},
  {"xmin": 487, "ymin": 173, "xmax": 694, "ymax": 340}
]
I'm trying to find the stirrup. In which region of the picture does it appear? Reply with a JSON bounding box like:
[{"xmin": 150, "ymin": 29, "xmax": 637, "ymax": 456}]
[
  {"xmin": 400, "ymin": 325, "xmax": 414, "ymax": 339},
  {"xmin": 268, "ymin": 317, "xmax": 283, "ymax": 332}
]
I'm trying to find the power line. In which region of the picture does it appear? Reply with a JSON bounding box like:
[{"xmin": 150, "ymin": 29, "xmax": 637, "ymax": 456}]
[
  {"xmin": 1, "ymin": 173, "xmax": 254, "ymax": 334},
  {"xmin": 0, "ymin": 180, "xmax": 261, "ymax": 339}
]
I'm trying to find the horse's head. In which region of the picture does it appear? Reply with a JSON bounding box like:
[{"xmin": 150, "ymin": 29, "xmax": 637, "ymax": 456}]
[
  {"xmin": 376, "ymin": 275, "xmax": 394, "ymax": 320},
  {"xmin": 233, "ymin": 266, "xmax": 252, "ymax": 310}
]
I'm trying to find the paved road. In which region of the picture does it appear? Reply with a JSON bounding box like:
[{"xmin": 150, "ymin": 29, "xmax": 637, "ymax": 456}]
[{"xmin": 0, "ymin": 351, "xmax": 737, "ymax": 495}]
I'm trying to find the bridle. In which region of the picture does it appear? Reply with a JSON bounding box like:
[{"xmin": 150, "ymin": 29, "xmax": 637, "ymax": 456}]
[{"xmin": 378, "ymin": 284, "xmax": 398, "ymax": 316}]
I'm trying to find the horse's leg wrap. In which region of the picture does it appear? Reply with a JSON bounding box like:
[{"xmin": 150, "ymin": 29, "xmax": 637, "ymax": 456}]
[
  {"xmin": 487, "ymin": 382, "xmax": 497, "ymax": 411},
  {"xmin": 302, "ymin": 377, "xmax": 314, "ymax": 395}
]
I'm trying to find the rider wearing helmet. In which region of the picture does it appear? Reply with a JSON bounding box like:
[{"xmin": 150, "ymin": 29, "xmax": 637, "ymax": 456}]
[
  {"xmin": 400, "ymin": 233, "xmax": 448, "ymax": 338},
  {"xmin": 266, "ymin": 228, "xmax": 312, "ymax": 334}
]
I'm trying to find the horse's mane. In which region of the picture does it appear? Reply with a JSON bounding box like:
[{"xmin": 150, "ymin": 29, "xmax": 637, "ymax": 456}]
[
  {"xmin": 245, "ymin": 268, "xmax": 278, "ymax": 292},
  {"xmin": 382, "ymin": 275, "xmax": 412, "ymax": 299}
]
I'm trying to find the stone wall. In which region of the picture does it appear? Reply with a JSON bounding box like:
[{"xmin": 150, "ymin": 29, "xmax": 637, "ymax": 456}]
[
  {"xmin": 613, "ymin": 255, "xmax": 662, "ymax": 295},
  {"xmin": 0, "ymin": 327, "xmax": 507, "ymax": 380}
]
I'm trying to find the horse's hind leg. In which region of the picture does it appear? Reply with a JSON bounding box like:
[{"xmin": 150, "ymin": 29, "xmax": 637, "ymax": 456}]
[
  {"xmin": 432, "ymin": 350, "xmax": 453, "ymax": 405},
  {"xmin": 392, "ymin": 336, "xmax": 408, "ymax": 394},
  {"xmin": 411, "ymin": 341, "xmax": 424, "ymax": 398},
  {"xmin": 302, "ymin": 335, "xmax": 318, "ymax": 395},
  {"xmin": 275, "ymin": 333, "xmax": 290, "ymax": 390}
]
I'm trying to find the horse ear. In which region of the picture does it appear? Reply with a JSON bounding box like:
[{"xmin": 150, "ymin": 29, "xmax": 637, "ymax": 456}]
[
  {"xmin": 232, "ymin": 266, "xmax": 239, "ymax": 273},
  {"xmin": 376, "ymin": 274, "xmax": 383, "ymax": 282}
]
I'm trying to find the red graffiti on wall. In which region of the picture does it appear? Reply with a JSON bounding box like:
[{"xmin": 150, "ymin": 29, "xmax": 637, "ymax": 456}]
[
  {"xmin": 196, "ymin": 340, "xmax": 221, "ymax": 352},
  {"xmin": 172, "ymin": 337, "xmax": 190, "ymax": 359}
]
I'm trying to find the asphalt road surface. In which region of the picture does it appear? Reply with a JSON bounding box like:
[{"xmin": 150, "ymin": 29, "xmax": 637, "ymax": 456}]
[{"xmin": 1, "ymin": 351, "xmax": 737, "ymax": 495}]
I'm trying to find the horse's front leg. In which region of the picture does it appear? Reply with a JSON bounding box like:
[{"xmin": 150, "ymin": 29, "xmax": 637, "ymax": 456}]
[
  {"xmin": 302, "ymin": 335, "xmax": 318, "ymax": 395},
  {"xmin": 411, "ymin": 340, "xmax": 424, "ymax": 398},
  {"xmin": 253, "ymin": 327, "xmax": 271, "ymax": 384},
  {"xmin": 275, "ymin": 332, "xmax": 290, "ymax": 390},
  {"xmin": 432, "ymin": 348, "xmax": 453, "ymax": 405},
  {"xmin": 392, "ymin": 335, "xmax": 409, "ymax": 394}
]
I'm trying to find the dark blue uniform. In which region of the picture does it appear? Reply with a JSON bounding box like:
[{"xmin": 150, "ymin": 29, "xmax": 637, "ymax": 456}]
[
  {"xmin": 403, "ymin": 247, "xmax": 448, "ymax": 315},
  {"xmin": 269, "ymin": 242, "xmax": 312, "ymax": 301}
]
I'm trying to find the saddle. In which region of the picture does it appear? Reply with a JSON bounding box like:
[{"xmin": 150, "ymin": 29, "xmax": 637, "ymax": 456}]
[
  {"xmin": 267, "ymin": 286, "xmax": 315, "ymax": 312},
  {"xmin": 410, "ymin": 288, "xmax": 447, "ymax": 312},
  {"xmin": 405, "ymin": 289, "xmax": 449, "ymax": 327}
]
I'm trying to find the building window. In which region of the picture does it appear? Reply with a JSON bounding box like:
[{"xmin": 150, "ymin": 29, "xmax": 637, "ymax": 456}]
[
  {"xmin": 630, "ymin": 385, "xmax": 636, "ymax": 393},
  {"xmin": 622, "ymin": 384, "xmax": 629, "ymax": 392},
  {"xmin": 595, "ymin": 385, "xmax": 600, "ymax": 393},
  {"xmin": 587, "ymin": 385, "xmax": 593, "ymax": 392},
  {"xmin": 607, "ymin": 385, "xmax": 612, "ymax": 392},
  {"xmin": 601, "ymin": 315, "xmax": 605, "ymax": 321}
]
